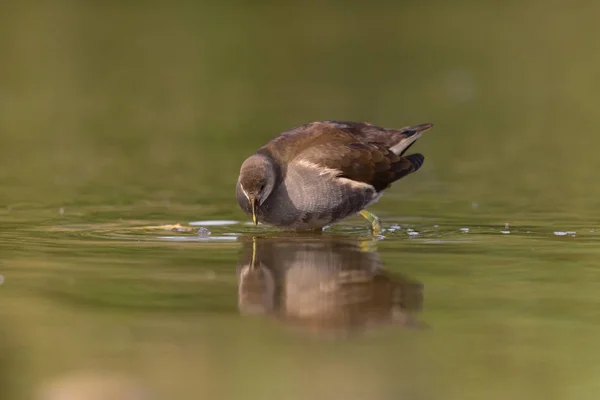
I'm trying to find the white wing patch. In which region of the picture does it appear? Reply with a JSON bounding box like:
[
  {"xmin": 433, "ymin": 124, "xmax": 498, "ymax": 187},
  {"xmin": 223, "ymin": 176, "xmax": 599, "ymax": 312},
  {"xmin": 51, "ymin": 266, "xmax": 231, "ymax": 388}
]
[
  {"xmin": 295, "ymin": 159, "xmax": 341, "ymax": 178},
  {"xmin": 295, "ymin": 159, "xmax": 375, "ymax": 191}
]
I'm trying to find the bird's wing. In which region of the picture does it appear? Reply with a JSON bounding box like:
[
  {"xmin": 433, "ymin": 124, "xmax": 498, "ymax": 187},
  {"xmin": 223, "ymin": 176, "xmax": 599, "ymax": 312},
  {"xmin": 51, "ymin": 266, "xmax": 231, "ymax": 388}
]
[
  {"xmin": 318, "ymin": 121, "xmax": 432, "ymax": 155},
  {"xmin": 290, "ymin": 124, "xmax": 424, "ymax": 192}
]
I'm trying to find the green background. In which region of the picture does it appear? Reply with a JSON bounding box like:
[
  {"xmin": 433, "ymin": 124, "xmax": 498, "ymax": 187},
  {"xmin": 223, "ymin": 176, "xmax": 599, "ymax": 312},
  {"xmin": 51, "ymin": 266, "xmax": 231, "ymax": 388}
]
[{"xmin": 1, "ymin": 1, "xmax": 600, "ymax": 399}]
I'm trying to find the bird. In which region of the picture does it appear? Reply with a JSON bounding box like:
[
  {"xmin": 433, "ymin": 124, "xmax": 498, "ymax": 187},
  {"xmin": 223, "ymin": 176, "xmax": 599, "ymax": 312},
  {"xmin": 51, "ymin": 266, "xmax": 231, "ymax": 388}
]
[{"xmin": 236, "ymin": 120, "xmax": 433, "ymax": 233}]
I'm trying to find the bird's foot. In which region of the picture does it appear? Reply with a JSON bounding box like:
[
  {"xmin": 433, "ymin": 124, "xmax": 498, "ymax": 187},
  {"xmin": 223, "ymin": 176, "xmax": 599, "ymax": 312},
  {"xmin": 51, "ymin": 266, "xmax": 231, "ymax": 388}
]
[{"xmin": 359, "ymin": 210, "xmax": 382, "ymax": 235}]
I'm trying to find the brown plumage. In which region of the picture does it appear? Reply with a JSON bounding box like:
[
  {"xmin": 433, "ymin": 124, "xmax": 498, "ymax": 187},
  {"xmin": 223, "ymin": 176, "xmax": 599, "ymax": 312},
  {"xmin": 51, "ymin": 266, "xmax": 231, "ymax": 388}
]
[{"xmin": 236, "ymin": 120, "xmax": 433, "ymax": 231}]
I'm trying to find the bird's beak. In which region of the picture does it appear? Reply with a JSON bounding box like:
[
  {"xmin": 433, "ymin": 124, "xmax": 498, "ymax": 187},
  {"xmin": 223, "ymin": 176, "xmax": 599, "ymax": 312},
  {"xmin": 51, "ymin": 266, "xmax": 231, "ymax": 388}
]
[{"xmin": 250, "ymin": 198, "xmax": 258, "ymax": 226}]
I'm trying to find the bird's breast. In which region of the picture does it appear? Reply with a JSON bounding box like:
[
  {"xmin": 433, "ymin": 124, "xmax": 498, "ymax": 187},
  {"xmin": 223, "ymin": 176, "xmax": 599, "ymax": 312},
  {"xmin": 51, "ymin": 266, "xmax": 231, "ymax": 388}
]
[{"xmin": 256, "ymin": 165, "xmax": 377, "ymax": 229}]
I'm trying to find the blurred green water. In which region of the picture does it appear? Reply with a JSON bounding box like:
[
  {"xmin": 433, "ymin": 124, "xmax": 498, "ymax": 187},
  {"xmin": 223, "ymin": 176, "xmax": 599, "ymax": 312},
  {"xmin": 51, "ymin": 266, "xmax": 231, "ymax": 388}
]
[{"xmin": 2, "ymin": 1, "xmax": 600, "ymax": 399}]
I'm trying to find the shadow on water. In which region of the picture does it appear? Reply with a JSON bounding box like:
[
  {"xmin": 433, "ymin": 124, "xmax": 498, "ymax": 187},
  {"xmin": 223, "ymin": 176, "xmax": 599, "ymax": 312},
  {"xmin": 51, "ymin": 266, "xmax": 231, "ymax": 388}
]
[{"xmin": 235, "ymin": 235, "xmax": 427, "ymax": 338}]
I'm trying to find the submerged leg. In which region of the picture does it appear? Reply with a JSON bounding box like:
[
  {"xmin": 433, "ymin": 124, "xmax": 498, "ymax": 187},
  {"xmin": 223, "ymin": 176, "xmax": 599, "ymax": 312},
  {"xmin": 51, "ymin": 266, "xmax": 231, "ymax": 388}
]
[{"xmin": 359, "ymin": 210, "xmax": 382, "ymax": 234}]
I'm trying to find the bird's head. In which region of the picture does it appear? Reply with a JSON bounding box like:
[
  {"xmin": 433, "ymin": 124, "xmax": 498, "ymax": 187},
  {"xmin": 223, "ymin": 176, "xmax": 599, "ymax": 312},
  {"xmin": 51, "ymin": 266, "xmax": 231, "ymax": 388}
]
[{"xmin": 237, "ymin": 154, "xmax": 278, "ymax": 225}]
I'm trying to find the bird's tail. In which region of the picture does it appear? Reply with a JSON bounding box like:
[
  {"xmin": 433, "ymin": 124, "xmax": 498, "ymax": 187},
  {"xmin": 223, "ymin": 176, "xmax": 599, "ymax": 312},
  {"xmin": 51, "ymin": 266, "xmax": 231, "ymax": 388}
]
[{"xmin": 389, "ymin": 123, "xmax": 433, "ymax": 156}]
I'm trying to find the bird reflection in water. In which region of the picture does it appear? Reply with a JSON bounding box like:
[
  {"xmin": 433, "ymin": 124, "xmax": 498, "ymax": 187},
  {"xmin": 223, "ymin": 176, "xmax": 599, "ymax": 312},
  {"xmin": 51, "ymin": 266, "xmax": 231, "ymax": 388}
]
[{"xmin": 236, "ymin": 236, "xmax": 426, "ymax": 337}]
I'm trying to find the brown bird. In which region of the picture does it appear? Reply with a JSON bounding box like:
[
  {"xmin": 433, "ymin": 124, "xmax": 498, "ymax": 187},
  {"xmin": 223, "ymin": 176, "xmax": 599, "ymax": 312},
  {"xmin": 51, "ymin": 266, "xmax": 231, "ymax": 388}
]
[{"xmin": 236, "ymin": 120, "xmax": 433, "ymax": 233}]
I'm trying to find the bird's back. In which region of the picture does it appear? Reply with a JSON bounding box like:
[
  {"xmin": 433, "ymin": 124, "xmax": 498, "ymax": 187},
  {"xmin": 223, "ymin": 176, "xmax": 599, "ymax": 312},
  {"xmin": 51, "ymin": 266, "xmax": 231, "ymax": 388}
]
[{"xmin": 259, "ymin": 121, "xmax": 415, "ymax": 162}]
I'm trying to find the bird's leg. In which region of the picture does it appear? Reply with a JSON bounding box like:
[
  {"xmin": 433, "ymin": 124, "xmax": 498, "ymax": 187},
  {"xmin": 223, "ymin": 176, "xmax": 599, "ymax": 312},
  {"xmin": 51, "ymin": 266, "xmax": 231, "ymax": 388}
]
[{"xmin": 359, "ymin": 210, "xmax": 382, "ymax": 234}]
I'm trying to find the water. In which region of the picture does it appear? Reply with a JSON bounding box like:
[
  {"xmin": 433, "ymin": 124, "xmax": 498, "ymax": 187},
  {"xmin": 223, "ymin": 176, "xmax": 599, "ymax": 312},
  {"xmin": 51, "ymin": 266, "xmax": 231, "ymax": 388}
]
[
  {"xmin": 4, "ymin": 214, "xmax": 600, "ymax": 399},
  {"xmin": 3, "ymin": 1, "xmax": 600, "ymax": 399}
]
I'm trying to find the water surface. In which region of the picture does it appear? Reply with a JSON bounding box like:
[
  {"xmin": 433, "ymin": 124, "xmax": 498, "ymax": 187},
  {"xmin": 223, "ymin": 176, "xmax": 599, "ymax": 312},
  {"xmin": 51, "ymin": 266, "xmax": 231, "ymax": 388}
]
[{"xmin": 3, "ymin": 1, "xmax": 600, "ymax": 399}]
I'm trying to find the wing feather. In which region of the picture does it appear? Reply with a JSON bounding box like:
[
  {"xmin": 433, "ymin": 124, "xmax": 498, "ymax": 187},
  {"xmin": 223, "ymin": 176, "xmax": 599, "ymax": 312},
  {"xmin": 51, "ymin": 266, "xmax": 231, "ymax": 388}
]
[{"xmin": 264, "ymin": 121, "xmax": 430, "ymax": 192}]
